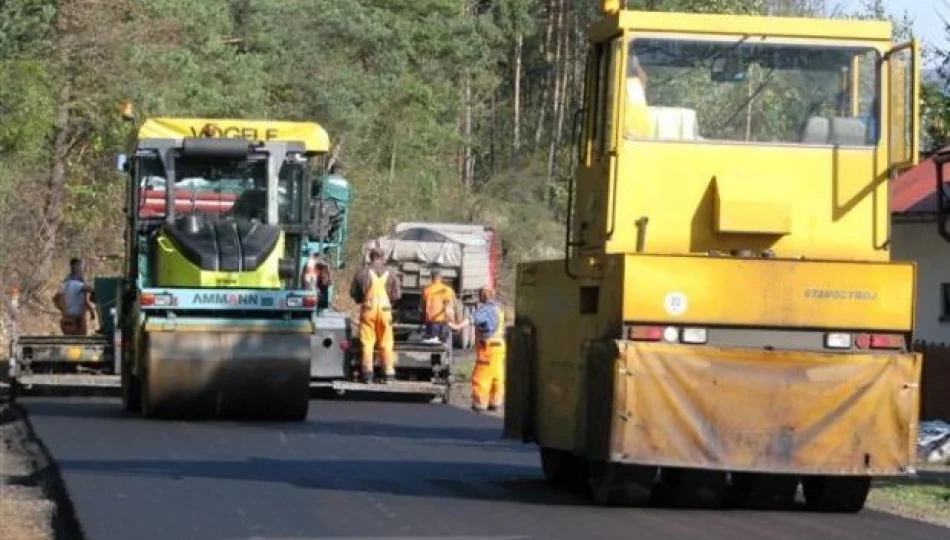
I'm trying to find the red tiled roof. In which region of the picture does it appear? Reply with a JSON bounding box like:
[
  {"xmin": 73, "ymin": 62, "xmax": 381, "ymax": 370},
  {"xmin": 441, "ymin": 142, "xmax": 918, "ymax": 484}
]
[{"xmin": 891, "ymin": 148, "xmax": 950, "ymax": 214}]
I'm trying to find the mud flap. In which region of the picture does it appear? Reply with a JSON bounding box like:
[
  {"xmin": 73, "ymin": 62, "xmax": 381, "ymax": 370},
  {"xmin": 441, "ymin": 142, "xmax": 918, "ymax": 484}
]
[{"xmin": 503, "ymin": 321, "xmax": 538, "ymax": 443}]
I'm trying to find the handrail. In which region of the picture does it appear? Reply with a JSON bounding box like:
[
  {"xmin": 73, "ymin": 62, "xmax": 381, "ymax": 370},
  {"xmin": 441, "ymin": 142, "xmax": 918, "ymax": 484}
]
[{"xmin": 564, "ymin": 107, "xmax": 586, "ymax": 280}]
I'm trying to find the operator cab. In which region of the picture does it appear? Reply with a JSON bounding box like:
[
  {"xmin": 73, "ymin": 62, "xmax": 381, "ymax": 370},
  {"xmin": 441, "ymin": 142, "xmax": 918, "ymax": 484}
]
[{"xmin": 118, "ymin": 125, "xmax": 345, "ymax": 294}]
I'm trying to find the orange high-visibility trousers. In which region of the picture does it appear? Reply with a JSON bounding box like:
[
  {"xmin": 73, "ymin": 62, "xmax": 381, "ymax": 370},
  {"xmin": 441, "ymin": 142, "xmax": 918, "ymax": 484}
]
[
  {"xmin": 359, "ymin": 306, "xmax": 395, "ymax": 375},
  {"xmin": 472, "ymin": 340, "xmax": 505, "ymax": 408}
]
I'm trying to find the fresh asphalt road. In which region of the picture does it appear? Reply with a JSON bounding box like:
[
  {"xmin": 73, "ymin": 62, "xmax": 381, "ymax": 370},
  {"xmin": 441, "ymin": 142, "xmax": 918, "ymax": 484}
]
[{"xmin": 20, "ymin": 397, "xmax": 948, "ymax": 540}]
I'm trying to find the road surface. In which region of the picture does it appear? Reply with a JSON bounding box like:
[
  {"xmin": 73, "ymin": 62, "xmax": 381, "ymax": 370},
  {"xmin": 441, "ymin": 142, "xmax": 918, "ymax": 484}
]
[{"xmin": 21, "ymin": 397, "xmax": 947, "ymax": 540}]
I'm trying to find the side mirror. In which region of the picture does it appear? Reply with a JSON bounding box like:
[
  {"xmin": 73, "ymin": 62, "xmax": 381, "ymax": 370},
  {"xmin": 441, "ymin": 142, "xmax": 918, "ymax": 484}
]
[{"xmin": 116, "ymin": 153, "xmax": 128, "ymax": 172}]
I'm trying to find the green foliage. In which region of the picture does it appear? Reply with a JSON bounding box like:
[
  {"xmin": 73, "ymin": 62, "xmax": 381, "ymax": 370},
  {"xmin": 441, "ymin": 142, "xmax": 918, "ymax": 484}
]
[
  {"xmin": 1, "ymin": 0, "xmax": 947, "ymax": 301},
  {"xmin": 0, "ymin": 60, "xmax": 54, "ymax": 158},
  {"xmin": 0, "ymin": 0, "xmax": 55, "ymax": 58}
]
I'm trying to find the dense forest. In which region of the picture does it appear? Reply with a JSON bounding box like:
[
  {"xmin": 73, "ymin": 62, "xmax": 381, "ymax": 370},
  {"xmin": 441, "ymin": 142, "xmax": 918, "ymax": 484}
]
[{"xmin": 0, "ymin": 0, "xmax": 948, "ymax": 326}]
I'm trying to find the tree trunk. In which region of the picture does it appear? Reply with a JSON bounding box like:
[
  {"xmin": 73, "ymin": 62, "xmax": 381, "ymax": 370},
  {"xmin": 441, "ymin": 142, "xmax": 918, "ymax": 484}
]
[
  {"xmin": 513, "ymin": 32, "xmax": 523, "ymax": 153},
  {"xmin": 462, "ymin": 69, "xmax": 473, "ymax": 187},
  {"xmin": 534, "ymin": 0, "xmax": 557, "ymax": 148},
  {"xmin": 459, "ymin": 0, "xmax": 473, "ymax": 187},
  {"xmin": 33, "ymin": 3, "xmax": 74, "ymax": 296},
  {"xmin": 546, "ymin": 0, "xmax": 565, "ymax": 184}
]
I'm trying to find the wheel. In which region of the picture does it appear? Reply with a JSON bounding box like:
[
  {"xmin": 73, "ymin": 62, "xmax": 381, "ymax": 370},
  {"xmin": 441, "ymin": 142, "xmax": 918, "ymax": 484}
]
[
  {"xmin": 725, "ymin": 473, "xmax": 798, "ymax": 510},
  {"xmin": 540, "ymin": 447, "xmax": 589, "ymax": 491},
  {"xmin": 275, "ymin": 398, "xmax": 310, "ymax": 422},
  {"xmin": 588, "ymin": 461, "xmax": 653, "ymax": 507},
  {"xmin": 802, "ymin": 475, "xmax": 871, "ymax": 513},
  {"xmin": 454, "ymin": 304, "xmax": 473, "ymax": 350},
  {"xmin": 651, "ymin": 468, "xmax": 727, "ymax": 509}
]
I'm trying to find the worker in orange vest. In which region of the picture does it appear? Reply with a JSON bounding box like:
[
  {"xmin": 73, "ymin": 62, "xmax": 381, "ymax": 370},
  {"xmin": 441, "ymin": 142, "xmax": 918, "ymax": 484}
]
[
  {"xmin": 420, "ymin": 268, "xmax": 457, "ymax": 347},
  {"xmin": 349, "ymin": 247, "xmax": 401, "ymax": 384},
  {"xmin": 450, "ymin": 286, "xmax": 505, "ymax": 412}
]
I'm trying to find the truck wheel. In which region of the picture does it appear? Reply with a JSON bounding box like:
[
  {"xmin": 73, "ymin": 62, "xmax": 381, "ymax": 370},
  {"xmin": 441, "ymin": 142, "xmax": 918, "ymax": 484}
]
[
  {"xmin": 461, "ymin": 306, "xmax": 474, "ymax": 349},
  {"xmin": 802, "ymin": 475, "xmax": 871, "ymax": 513},
  {"xmin": 725, "ymin": 473, "xmax": 798, "ymax": 510}
]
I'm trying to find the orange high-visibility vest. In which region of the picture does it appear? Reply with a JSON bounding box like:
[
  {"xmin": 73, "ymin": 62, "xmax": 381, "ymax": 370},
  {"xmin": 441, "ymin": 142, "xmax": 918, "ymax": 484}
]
[
  {"xmin": 363, "ymin": 269, "xmax": 391, "ymax": 308},
  {"xmin": 422, "ymin": 282, "xmax": 454, "ymax": 323}
]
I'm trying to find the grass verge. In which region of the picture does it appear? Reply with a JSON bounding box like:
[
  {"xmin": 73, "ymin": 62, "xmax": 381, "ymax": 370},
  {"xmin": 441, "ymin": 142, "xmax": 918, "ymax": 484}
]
[{"xmin": 867, "ymin": 467, "xmax": 950, "ymax": 528}]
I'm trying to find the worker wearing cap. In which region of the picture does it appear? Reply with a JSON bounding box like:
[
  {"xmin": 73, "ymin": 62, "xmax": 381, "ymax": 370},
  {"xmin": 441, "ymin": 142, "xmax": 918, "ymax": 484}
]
[
  {"xmin": 451, "ymin": 286, "xmax": 505, "ymax": 412},
  {"xmin": 349, "ymin": 247, "xmax": 401, "ymax": 384},
  {"xmin": 420, "ymin": 268, "xmax": 457, "ymax": 347}
]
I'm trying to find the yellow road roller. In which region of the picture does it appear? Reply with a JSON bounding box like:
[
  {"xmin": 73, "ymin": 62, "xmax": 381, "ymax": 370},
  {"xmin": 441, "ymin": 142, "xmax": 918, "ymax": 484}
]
[
  {"xmin": 504, "ymin": 4, "xmax": 923, "ymax": 513},
  {"xmin": 111, "ymin": 117, "xmax": 341, "ymax": 420}
]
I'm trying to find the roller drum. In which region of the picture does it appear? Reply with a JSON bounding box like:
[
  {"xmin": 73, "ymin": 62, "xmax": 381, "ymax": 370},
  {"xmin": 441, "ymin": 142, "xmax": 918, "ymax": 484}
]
[{"xmin": 141, "ymin": 331, "xmax": 311, "ymax": 420}]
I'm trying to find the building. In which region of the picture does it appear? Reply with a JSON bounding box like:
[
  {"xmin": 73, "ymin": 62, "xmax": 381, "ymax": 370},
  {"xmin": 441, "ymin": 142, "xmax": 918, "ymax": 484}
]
[{"xmin": 890, "ymin": 149, "xmax": 950, "ymax": 343}]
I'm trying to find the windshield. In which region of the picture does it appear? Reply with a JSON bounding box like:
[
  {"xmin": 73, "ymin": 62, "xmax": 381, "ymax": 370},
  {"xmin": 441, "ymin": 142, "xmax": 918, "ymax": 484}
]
[
  {"xmin": 624, "ymin": 36, "xmax": 880, "ymax": 146},
  {"xmin": 136, "ymin": 155, "xmax": 304, "ymax": 224}
]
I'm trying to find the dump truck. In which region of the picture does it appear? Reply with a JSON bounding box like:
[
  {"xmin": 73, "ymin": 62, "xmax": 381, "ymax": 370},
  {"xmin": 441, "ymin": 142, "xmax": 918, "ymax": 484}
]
[
  {"xmin": 7, "ymin": 117, "xmax": 353, "ymax": 420},
  {"xmin": 364, "ymin": 222, "xmax": 499, "ymax": 349},
  {"xmin": 335, "ymin": 222, "xmax": 499, "ymax": 401},
  {"xmin": 503, "ymin": 4, "xmax": 923, "ymax": 513}
]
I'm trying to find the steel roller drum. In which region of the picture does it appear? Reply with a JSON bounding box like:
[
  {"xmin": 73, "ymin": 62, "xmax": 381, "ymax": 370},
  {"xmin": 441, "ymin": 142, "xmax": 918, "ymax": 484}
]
[{"xmin": 140, "ymin": 330, "xmax": 311, "ymax": 421}]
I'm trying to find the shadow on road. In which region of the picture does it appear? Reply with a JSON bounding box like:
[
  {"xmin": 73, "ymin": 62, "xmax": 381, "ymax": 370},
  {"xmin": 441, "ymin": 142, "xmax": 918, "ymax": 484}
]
[
  {"xmin": 21, "ymin": 398, "xmax": 532, "ymax": 455},
  {"xmin": 53, "ymin": 457, "xmax": 592, "ymax": 506}
]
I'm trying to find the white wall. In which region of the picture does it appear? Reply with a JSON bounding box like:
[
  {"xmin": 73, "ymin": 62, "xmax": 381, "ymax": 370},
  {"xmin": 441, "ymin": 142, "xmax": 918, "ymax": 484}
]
[{"xmin": 891, "ymin": 219, "xmax": 950, "ymax": 344}]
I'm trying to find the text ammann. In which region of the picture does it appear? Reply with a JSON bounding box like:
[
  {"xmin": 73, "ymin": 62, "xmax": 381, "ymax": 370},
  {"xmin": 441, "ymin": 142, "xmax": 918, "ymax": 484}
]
[{"xmin": 192, "ymin": 293, "xmax": 260, "ymax": 306}]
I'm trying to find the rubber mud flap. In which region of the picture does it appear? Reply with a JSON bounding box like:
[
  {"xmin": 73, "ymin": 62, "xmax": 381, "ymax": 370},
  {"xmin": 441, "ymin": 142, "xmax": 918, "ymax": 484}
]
[{"xmin": 142, "ymin": 331, "xmax": 310, "ymax": 421}]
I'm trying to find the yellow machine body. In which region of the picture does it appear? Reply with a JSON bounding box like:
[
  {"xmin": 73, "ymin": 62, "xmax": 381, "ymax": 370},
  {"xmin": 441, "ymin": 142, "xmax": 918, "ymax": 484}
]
[
  {"xmin": 505, "ymin": 6, "xmax": 923, "ymax": 511},
  {"xmin": 510, "ymin": 256, "xmax": 920, "ymax": 473},
  {"xmin": 121, "ymin": 117, "xmax": 334, "ymax": 421},
  {"xmin": 153, "ymin": 230, "xmax": 286, "ymax": 288}
]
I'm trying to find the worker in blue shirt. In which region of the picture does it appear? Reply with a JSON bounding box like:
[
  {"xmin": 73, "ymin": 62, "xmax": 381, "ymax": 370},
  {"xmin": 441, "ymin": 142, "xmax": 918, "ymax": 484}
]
[{"xmin": 450, "ymin": 286, "xmax": 505, "ymax": 412}]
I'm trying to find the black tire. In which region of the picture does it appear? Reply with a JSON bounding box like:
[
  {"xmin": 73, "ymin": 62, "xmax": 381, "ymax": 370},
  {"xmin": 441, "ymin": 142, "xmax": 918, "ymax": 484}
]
[
  {"xmin": 540, "ymin": 447, "xmax": 589, "ymax": 491},
  {"xmin": 454, "ymin": 304, "xmax": 473, "ymax": 350},
  {"xmin": 651, "ymin": 468, "xmax": 727, "ymax": 509},
  {"xmin": 802, "ymin": 475, "xmax": 871, "ymax": 513},
  {"xmin": 588, "ymin": 461, "xmax": 653, "ymax": 507},
  {"xmin": 725, "ymin": 473, "xmax": 798, "ymax": 510},
  {"xmin": 276, "ymin": 398, "xmax": 310, "ymax": 422}
]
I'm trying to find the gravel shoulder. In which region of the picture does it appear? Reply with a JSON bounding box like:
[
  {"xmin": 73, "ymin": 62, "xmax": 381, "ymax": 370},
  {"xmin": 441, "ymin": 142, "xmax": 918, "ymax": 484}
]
[{"xmin": 0, "ymin": 393, "xmax": 83, "ymax": 540}]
